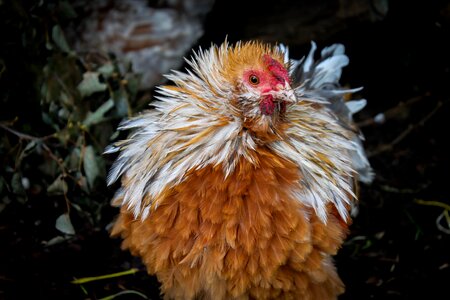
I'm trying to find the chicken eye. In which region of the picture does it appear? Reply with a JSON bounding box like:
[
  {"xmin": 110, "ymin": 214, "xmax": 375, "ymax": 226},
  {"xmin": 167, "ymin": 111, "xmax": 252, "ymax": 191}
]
[{"xmin": 249, "ymin": 74, "xmax": 260, "ymax": 85}]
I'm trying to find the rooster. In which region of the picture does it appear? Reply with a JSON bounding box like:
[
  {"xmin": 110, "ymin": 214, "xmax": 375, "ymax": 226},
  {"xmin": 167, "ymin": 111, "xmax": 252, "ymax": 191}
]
[{"xmin": 106, "ymin": 40, "xmax": 373, "ymax": 299}]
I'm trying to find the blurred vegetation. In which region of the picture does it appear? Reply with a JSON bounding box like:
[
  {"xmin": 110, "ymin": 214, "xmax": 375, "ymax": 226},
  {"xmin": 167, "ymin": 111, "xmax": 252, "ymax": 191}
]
[{"xmin": 0, "ymin": 0, "xmax": 143, "ymax": 243}]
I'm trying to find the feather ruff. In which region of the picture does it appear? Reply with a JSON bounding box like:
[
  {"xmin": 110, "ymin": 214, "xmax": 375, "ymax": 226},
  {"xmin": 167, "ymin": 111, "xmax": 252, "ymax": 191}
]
[{"xmin": 107, "ymin": 41, "xmax": 358, "ymax": 222}]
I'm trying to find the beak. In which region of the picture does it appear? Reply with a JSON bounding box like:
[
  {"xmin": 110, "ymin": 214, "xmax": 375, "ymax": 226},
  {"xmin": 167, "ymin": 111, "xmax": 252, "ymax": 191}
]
[{"xmin": 274, "ymin": 82, "xmax": 296, "ymax": 103}]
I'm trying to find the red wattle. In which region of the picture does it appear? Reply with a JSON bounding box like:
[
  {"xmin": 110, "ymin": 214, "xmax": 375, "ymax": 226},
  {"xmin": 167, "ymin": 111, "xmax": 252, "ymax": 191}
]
[{"xmin": 260, "ymin": 95, "xmax": 275, "ymax": 115}]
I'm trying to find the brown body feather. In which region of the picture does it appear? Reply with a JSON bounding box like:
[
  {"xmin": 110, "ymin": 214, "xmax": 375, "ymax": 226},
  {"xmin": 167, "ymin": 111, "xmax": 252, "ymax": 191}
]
[{"xmin": 112, "ymin": 147, "xmax": 348, "ymax": 299}]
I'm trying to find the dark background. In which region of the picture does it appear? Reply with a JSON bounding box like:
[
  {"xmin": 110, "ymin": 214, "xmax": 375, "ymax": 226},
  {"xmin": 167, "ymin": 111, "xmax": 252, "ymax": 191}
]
[{"xmin": 1, "ymin": 0, "xmax": 449, "ymax": 299}]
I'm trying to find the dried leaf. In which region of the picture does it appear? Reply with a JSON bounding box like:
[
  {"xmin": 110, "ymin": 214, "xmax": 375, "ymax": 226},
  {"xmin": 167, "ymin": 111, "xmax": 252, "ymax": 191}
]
[
  {"xmin": 83, "ymin": 145, "xmax": 100, "ymax": 189},
  {"xmin": 77, "ymin": 72, "xmax": 107, "ymax": 97},
  {"xmin": 47, "ymin": 175, "xmax": 68, "ymax": 196},
  {"xmin": 55, "ymin": 213, "xmax": 75, "ymax": 235}
]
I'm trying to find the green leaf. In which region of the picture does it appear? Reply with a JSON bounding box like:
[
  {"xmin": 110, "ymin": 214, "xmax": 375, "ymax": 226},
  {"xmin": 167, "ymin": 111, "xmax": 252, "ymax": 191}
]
[
  {"xmin": 125, "ymin": 73, "xmax": 140, "ymax": 98},
  {"xmin": 109, "ymin": 130, "xmax": 120, "ymax": 141},
  {"xmin": 75, "ymin": 171, "xmax": 89, "ymax": 193},
  {"xmin": 43, "ymin": 236, "xmax": 68, "ymax": 247},
  {"xmin": 0, "ymin": 177, "xmax": 5, "ymax": 195},
  {"xmin": 77, "ymin": 72, "xmax": 107, "ymax": 97},
  {"xmin": 47, "ymin": 175, "xmax": 68, "ymax": 196},
  {"xmin": 52, "ymin": 25, "xmax": 71, "ymax": 53},
  {"xmin": 55, "ymin": 213, "xmax": 75, "ymax": 235},
  {"xmin": 113, "ymin": 89, "xmax": 130, "ymax": 117},
  {"xmin": 82, "ymin": 98, "xmax": 114, "ymax": 127},
  {"xmin": 11, "ymin": 173, "xmax": 26, "ymax": 196},
  {"xmin": 0, "ymin": 196, "xmax": 11, "ymax": 214},
  {"xmin": 66, "ymin": 147, "xmax": 81, "ymax": 170},
  {"xmin": 60, "ymin": 91, "xmax": 72, "ymax": 106},
  {"xmin": 98, "ymin": 63, "xmax": 115, "ymax": 77},
  {"xmin": 59, "ymin": 1, "xmax": 78, "ymax": 19},
  {"xmin": 45, "ymin": 41, "xmax": 53, "ymax": 51},
  {"xmin": 11, "ymin": 173, "xmax": 27, "ymax": 203},
  {"xmin": 22, "ymin": 140, "xmax": 38, "ymax": 156},
  {"xmin": 83, "ymin": 145, "xmax": 100, "ymax": 189}
]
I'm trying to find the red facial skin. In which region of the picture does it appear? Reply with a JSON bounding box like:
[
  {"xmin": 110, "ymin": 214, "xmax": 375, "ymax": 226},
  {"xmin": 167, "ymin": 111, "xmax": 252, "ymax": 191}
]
[
  {"xmin": 243, "ymin": 55, "xmax": 290, "ymax": 115},
  {"xmin": 262, "ymin": 54, "xmax": 290, "ymax": 86}
]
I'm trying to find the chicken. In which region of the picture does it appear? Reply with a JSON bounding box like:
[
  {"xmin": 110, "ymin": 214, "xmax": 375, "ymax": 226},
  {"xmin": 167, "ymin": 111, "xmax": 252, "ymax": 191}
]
[{"xmin": 106, "ymin": 40, "xmax": 373, "ymax": 299}]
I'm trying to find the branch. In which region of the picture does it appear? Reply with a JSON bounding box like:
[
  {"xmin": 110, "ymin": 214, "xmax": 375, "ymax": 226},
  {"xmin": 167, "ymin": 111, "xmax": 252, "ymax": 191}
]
[
  {"xmin": 367, "ymin": 100, "xmax": 444, "ymax": 157},
  {"xmin": 71, "ymin": 268, "xmax": 140, "ymax": 284},
  {"xmin": 0, "ymin": 123, "xmax": 54, "ymax": 141},
  {"xmin": 1, "ymin": 122, "xmax": 76, "ymax": 185},
  {"xmin": 357, "ymin": 93, "xmax": 429, "ymax": 128}
]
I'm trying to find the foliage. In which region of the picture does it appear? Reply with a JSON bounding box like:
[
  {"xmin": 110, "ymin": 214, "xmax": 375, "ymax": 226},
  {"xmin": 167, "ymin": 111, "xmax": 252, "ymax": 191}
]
[{"xmin": 0, "ymin": 0, "xmax": 142, "ymax": 243}]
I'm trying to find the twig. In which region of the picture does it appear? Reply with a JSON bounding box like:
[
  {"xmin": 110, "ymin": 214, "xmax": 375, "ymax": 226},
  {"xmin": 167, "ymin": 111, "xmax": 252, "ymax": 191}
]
[
  {"xmin": 40, "ymin": 143, "xmax": 73, "ymax": 212},
  {"xmin": 415, "ymin": 199, "xmax": 450, "ymax": 234},
  {"xmin": 71, "ymin": 268, "xmax": 140, "ymax": 284},
  {"xmin": 98, "ymin": 290, "xmax": 149, "ymax": 300},
  {"xmin": 367, "ymin": 101, "xmax": 444, "ymax": 157},
  {"xmin": 0, "ymin": 123, "xmax": 53, "ymax": 141},
  {"xmin": 403, "ymin": 210, "xmax": 423, "ymax": 240},
  {"xmin": 357, "ymin": 93, "xmax": 428, "ymax": 128},
  {"xmin": 1, "ymin": 122, "xmax": 76, "ymax": 195},
  {"xmin": 415, "ymin": 199, "xmax": 450, "ymax": 211},
  {"xmin": 436, "ymin": 210, "xmax": 450, "ymax": 234},
  {"xmin": 379, "ymin": 183, "xmax": 430, "ymax": 194}
]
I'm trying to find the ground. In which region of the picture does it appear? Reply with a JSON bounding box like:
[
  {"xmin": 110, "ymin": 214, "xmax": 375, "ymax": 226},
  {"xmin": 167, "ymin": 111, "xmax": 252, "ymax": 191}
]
[{"xmin": 0, "ymin": 1, "xmax": 449, "ymax": 299}]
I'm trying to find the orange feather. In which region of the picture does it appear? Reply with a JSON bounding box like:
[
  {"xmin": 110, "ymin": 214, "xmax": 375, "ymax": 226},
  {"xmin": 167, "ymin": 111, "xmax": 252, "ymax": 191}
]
[{"xmin": 112, "ymin": 150, "xmax": 347, "ymax": 299}]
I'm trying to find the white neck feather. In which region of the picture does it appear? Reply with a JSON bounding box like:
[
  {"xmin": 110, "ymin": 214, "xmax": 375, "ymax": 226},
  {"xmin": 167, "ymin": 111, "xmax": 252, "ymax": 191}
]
[{"xmin": 106, "ymin": 43, "xmax": 357, "ymax": 223}]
